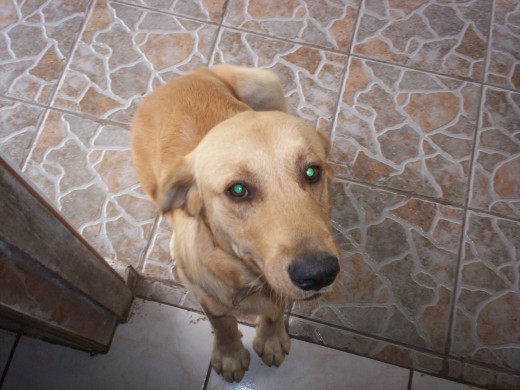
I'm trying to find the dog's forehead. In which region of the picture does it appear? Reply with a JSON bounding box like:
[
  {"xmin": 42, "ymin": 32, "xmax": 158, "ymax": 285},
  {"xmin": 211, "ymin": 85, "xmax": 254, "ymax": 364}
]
[{"xmin": 196, "ymin": 112, "xmax": 323, "ymax": 163}]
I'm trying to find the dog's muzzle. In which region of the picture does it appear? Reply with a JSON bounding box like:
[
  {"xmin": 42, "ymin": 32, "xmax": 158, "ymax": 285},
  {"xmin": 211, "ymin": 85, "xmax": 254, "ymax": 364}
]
[{"xmin": 288, "ymin": 252, "xmax": 340, "ymax": 291}]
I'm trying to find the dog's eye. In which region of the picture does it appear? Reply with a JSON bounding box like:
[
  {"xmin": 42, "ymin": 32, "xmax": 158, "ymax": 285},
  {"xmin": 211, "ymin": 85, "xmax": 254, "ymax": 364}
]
[
  {"xmin": 227, "ymin": 183, "xmax": 249, "ymax": 200},
  {"xmin": 304, "ymin": 165, "xmax": 321, "ymax": 184}
]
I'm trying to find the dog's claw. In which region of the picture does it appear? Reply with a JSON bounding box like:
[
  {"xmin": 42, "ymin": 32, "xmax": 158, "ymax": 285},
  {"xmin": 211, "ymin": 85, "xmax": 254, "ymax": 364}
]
[
  {"xmin": 211, "ymin": 342, "xmax": 250, "ymax": 383},
  {"xmin": 253, "ymin": 326, "xmax": 291, "ymax": 367}
]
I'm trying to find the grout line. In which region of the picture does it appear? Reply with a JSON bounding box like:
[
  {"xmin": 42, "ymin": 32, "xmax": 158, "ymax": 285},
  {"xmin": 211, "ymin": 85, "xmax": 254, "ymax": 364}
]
[
  {"xmin": 207, "ymin": 0, "xmax": 230, "ymax": 65},
  {"xmin": 332, "ymin": 173, "xmax": 465, "ymax": 207},
  {"xmin": 47, "ymin": 0, "xmax": 96, "ymax": 109},
  {"xmin": 135, "ymin": 214, "xmax": 161, "ymax": 273},
  {"xmin": 0, "ymin": 333, "xmax": 21, "ymax": 389},
  {"xmin": 332, "ymin": 167, "xmax": 520, "ymax": 224},
  {"xmin": 482, "ymin": 0, "xmax": 497, "ymax": 86},
  {"xmin": 0, "ymin": 94, "xmax": 131, "ymax": 130},
  {"xmin": 327, "ymin": 0, "xmax": 364, "ymax": 140},
  {"xmin": 288, "ymin": 313, "xmax": 520, "ymax": 378},
  {"xmin": 220, "ymin": 24, "xmax": 349, "ymax": 54},
  {"xmin": 444, "ymin": 85, "xmax": 488, "ymax": 358},
  {"xmin": 347, "ymin": 52, "xmax": 484, "ymax": 85},
  {"xmin": 20, "ymin": 0, "xmax": 96, "ymax": 172},
  {"xmin": 467, "ymin": 206, "xmax": 520, "ymax": 223},
  {"xmin": 443, "ymin": 0, "xmax": 497, "ymax": 355},
  {"xmin": 112, "ymin": 0, "xmax": 222, "ymax": 27},
  {"xmin": 202, "ymin": 362, "xmax": 212, "ymax": 390},
  {"xmin": 407, "ymin": 369, "xmax": 414, "ymax": 390},
  {"xmin": 20, "ymin": 108, "xmax": 50, "ymax": 172},
  {"xmin": 288, "ymin": 312, "xmax": 450, "ymax": 359}
]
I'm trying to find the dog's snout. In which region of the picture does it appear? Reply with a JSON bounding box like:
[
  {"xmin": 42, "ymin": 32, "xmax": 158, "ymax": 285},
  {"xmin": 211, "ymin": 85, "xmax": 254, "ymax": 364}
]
[{"xmin": 288, "ymin": 253, "xmax": 339, "ymax": 291}]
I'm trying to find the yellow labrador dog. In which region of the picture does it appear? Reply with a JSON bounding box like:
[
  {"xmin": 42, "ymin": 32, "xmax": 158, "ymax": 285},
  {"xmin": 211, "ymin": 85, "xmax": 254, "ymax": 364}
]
[{"xmin": 131, "ymin": 65, "xmax": 340, "ymax": 382}]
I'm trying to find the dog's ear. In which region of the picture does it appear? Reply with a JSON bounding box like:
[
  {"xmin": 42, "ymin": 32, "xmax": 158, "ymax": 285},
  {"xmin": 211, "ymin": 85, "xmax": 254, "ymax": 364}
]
[{"xmin": 158, "ymin": 157, "xmax": 202, "ymax": 216}]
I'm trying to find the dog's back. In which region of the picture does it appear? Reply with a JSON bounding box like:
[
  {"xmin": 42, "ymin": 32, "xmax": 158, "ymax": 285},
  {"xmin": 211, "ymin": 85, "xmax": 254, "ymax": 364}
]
[{"xmin": 131, "ymin": 65, "xmax": 286, "ymax": 206}]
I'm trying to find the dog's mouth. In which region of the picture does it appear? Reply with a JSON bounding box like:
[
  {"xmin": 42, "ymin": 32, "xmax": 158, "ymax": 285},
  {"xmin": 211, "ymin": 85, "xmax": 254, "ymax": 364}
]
[{"xmin": 300, "ymin": 292, "xmax": 321, "ymax": 301}]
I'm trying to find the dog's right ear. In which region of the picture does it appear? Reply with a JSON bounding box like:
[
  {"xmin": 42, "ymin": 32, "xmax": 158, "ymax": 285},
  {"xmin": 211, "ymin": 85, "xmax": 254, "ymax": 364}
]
[{"xmin": 158, "ymin": 157, "xmax": 201, "ymax": 216}]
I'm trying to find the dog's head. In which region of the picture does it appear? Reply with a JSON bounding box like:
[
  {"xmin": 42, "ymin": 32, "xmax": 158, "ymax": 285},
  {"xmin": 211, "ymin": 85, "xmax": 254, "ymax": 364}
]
[{"xmin": 160, "ymin": 111, "xmax": 340, "ymax": 300}]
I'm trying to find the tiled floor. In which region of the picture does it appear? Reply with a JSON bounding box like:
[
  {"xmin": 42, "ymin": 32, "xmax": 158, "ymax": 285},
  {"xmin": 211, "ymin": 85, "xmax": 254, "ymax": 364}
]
[
  {"xmin": 0, "ymin": 298, "xmax": 482, "ymax": 390},
  {"xmin": 0, "ymin": 0, "xmax": 519, "ymax": 389}
]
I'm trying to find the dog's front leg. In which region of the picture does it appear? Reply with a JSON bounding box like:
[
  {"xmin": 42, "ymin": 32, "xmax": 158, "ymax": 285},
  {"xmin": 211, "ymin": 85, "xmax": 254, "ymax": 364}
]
[
  {"xmin": 253, "ymin": 303, "xmax": 291, "ymax": 367},
  {"xmin": 240, "ymin": 293, "xmax": 291, "ymax": 367},
  {"xmin": 206, "ymin": 311, "xmax": 250, "ymax": 382}
]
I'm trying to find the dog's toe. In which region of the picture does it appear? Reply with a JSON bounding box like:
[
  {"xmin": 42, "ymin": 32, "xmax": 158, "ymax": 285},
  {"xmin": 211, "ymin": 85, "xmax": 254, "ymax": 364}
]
[
  {"xmin": 211, "ymin": 343, "xmax": 250, "ymax": 383},
  {"xmin": 253, "ymin": 330, "xmax": 291, "ymax": 367}
]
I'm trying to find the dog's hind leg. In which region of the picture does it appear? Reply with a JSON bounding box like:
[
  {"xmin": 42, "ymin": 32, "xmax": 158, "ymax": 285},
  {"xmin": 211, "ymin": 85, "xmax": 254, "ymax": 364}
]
[{"xmin": 205, "ymin": 311, "xmax": 250, "ymax": 383}]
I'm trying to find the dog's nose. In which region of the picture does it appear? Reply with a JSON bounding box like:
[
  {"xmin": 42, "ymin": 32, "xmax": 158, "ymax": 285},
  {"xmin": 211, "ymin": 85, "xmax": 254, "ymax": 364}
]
[{"xmin": 288, "ymin": 253, "xmax": 340, "ymax": 291}]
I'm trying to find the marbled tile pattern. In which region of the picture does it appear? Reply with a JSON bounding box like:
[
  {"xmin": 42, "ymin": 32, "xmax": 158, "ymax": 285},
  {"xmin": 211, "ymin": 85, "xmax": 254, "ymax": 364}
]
[
  {"xmin": 451, "ymin": 212, "xmax": 520, "ymax": 371},
  {"xmin": 293, "ymin": 180, "xmax": 464, "ymax": 352},
  {"xmin": 0, "ymin": 0, "xmax": 91, "ymax": 104},
  {"xmin": 123, "ymin": 0, "xmax": 228, "ymax": 22},
  {"xmin": 352, "ymin": 0, "xmax": 491, "ymax": 81},
  {"xmin": 0, "ymin": 0, "xmax": 519, "ymax": 388},
  {"xmin": 224, "ymin": 0, "xmax": 361, "ymax": 51},
  {"xmin": 212, "ymin": 28, "xmax": 347, "ymax": 132},
  {"xmin": 142, "ymin": 216, "xmax": 176, "ymax": 281},
  {"xmin": 486, "ymin": 0, "xmax": 520, "ymax": 90},
  {"xmin": 53, "ymin": 0, "xmax": 218, "ymax": 124},
  {"xmin": 24, "ymin": 110, "xmax": 156, "ymax": 269},
  {"xmin": 470, "ymin": 87, "xmax": 520, "ymax": 219},
  {"xmin": 0, "ymin": 98, "xmax": 45, "ymax": 167},
  {"xmin": 331, "ymin": 57, "xmax": 480, "ymax": 204}
]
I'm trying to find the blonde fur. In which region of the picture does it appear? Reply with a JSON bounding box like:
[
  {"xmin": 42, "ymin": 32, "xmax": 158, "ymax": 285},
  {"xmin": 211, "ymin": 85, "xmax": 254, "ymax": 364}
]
[{"xmin": 131, "ymin": 65, "xmax": 340, "ymax": 383}]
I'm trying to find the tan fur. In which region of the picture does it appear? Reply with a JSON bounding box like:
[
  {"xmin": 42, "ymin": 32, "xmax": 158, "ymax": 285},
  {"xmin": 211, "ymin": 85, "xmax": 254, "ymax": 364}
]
[{"xmin": 131, "ymin": 65, "xmax": 340, "ymax": 383}]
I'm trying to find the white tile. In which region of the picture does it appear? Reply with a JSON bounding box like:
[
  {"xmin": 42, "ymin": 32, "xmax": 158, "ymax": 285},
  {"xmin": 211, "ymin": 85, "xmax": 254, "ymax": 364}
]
[
  {"xmin": 411, "ymin": 372, "xmax": 482, "ymax": 390},
  {"xmin": 0, "ymin": 329, "xmax": 16, "ymax": 373},
  {"xmin": 3, "ymin": 299, "xmax": 213, "ymax": 390},
  {"xmin": 207, "ymin": 325, "xmax": 410, "ymax": 390}
]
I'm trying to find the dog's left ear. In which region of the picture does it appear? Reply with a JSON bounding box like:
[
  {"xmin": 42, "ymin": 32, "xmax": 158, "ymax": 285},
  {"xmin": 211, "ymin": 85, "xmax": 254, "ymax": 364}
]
[{"xmin": 158, "ymin": 157, "xmax": 202, "ymax": 216}]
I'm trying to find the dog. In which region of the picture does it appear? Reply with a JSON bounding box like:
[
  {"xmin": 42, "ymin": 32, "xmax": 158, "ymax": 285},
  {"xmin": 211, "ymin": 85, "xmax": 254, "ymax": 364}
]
[{"xmin": 131, "ymin": 65, "xmax": 341, "ymax": 382}]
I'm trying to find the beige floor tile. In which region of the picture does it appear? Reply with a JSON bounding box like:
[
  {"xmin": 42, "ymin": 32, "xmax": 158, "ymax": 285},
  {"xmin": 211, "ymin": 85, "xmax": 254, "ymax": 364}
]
[
  {"xmin": 450, "ymin": 211, "xmax": 520, "ymax": 372},
  {"xmin": 213, "ymin": 28, "xmax": 347, "ymax": 132},
  {"xmin": 293, "ymin": 179, "xmax": 463, "ymax": 352},
  {"xmin": 23, "ymin": 110, "xmax": 156, "ymax": 270},
  {"xmin": 0, "ymin": 329, "xmax": 16, "ymax": 374},
  {"xmin": 412, "ymin": 372, "xmax": 482, "ymax": 390},
  {"xmin": 0, "ymin": 0, "xmax": 91, "ymax": 104},
  {"xmin": 142, "ymin": 215, "xmax": 176, "ymax": 280},
  {"xmin": 331, "ymin": 56, "xmax": 480, "ymax": 204},
  {"xmin": 207, "ymin": 324, "xmax": 410, "ymax": 390},
  {"xmin": 352, "ymin": 0, "xmax": 491, "ymax": 80},
  {"xmin": 486, "ymin": 0, "xmax": 520, "ymax": 90},
  {"xmin": 224, "ymin": 0, "xmax": 361, "ymax": 51},
  {"xmin": 469, "ymin": 86, "xmax": 520, "ymax": 219},
  {"xmin": 0, "ymin": 99, "xmax": 45, "ymax": 167},
  {"xmin": 53, "ymin": 0, "xmax": 218, "ymax": 124},
  {"xmin": 124, "ymin": 0, "xmax": 228, "ymax": 22},
  {"xmin": 3, "ymin": 299, "xmax": 213, "ymax": 390}
]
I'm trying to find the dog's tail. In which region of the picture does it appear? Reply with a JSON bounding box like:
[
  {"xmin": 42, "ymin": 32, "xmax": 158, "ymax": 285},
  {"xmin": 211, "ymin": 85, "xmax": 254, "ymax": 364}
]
[{"xmin": 208, "ymin": 65, "xmax": 287, "ymax": 113}]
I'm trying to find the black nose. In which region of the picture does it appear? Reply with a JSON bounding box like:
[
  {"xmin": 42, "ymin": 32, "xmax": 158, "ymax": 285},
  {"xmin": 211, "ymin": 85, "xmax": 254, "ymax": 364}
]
[{"xmin": 288, "ymin": 253, "xmax": 340, "ymax": 291}]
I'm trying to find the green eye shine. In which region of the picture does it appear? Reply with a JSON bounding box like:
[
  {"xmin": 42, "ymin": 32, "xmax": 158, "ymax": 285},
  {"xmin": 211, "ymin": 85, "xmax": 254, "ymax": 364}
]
[
  {"xmin": 306, "ymin": 167, "xmax": 316, "ymax": 177},
  {"xmin": 232, "ymin": 184, "xmax": 244, "ymax": 195},
  {"xmin": 305, "ymin": 165, "xmax": 321, "ymax": 183},
  {"xmin": 228, "ymin": 183, "xmax": 248, "ymax": 199}
]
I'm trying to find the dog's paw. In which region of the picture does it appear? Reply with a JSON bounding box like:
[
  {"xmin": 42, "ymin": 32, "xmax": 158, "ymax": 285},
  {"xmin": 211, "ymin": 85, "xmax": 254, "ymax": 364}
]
[
  {"xmin": 253, "ymin": 327, "xmax": 291, "ymax": 367},
  {"xmin": 211, "ymin": 342, "xmax": 250, "ymax": 382}
]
